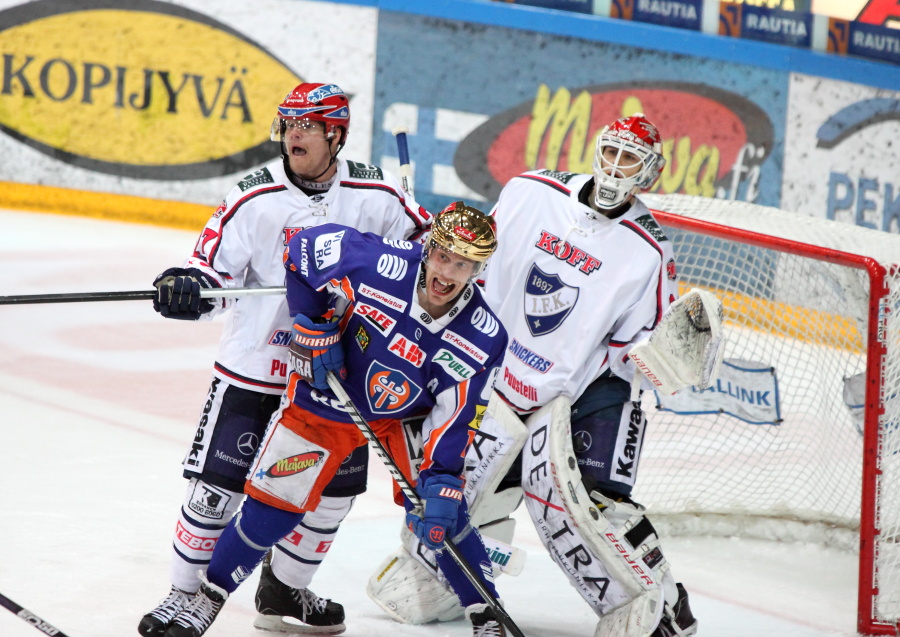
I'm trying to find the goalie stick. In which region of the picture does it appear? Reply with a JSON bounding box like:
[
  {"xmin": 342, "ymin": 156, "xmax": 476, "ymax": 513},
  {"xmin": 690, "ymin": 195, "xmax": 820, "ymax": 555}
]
[
  {"xmin": 392, "ymin": 126, "xmax": 415, "ymax": 198},
  {"xmin": 325, "ymin": 371, "xmax": 527, "ymax": 637},
  {"xmin": 0, "ymin": 591, "xmax": 71, "ymax": 636},
  {"xmin": 0, "ymin": 285, "xmax": 286, "ymax": 305}
]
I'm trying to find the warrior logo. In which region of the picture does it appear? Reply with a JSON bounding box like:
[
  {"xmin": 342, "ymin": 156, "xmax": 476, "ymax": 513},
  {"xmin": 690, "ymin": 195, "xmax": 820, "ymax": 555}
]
[
  {"xmin": 524, "ymin": 264, "xmax": 579, "ymax": 336},
  {"xmin": 366, "ymin": 361, "xmax": 422, "ymax": 414}
]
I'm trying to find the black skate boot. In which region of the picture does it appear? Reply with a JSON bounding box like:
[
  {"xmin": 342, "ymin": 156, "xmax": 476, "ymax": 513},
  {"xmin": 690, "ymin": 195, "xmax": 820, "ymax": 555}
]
[
  {"xmin": 253, "ymin": 560, "xmax": 346, "ymax": 634},
  {"xmin": 138, "ymin": 586, "xmax": 194, "ymax": 636},
  {"xmin": 466, "ymin": 603, "xmax": 507, "ymax": 637},
  {"xmin": 164, "ymin": 576, "xmax": 228, "ymax": 637},
  {"xmin": 652, "ymin": 583, "xmax": 698, "ymax": 637}
]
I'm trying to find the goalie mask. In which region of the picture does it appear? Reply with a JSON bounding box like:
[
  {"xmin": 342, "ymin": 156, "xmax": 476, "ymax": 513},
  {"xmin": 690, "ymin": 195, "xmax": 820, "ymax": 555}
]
[
  {"xmin": 270, "ymin": 82, "xmax": 350, "ymax": 153},
  {"xmin": 422, "ymin": 201, "xmax": 498, "ymax": 279},
  {"xmin": 592, "ymin": 113, "xmax": 665, "ymax": 211}
]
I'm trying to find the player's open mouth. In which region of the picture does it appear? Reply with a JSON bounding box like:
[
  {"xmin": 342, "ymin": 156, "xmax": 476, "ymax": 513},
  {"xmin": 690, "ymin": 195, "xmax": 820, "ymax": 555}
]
[
  {"xmin": 290, "ymin": 145, "xmax": 306, "ymax": 156},
  {"xmin": 432, "ymin": 278, "xmax": 455, "ymax": 296}
]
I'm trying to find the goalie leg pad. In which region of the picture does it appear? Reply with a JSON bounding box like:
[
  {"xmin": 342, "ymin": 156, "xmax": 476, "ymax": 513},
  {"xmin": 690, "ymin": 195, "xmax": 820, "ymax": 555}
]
[
  {"xmin": 366, "ymin": 394, "xmax": 528, "ymax": 624},
  {"xmin": 522, "ymin": 396, "xmax": 672, "ymax": 635}
]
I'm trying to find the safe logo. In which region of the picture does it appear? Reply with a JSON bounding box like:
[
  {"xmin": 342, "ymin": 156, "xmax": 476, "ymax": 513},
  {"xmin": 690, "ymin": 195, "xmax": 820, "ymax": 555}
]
[
  {"xmin": 366, "ymin": 361, "xmax": 422, "ymax": 414},
  {"xmin": 355, "ymin": 303, "xmax": 397, "ymax": 336},
  {"xmin": 0, "ymin": 0, "xmax": 299, "ymax": 179}
]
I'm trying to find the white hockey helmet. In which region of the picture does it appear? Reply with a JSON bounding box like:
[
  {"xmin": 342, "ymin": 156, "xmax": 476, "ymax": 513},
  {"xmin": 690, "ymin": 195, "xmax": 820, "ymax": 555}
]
[{"xmin": 592, "ymin": 113, "xmax": 666, "ymax": 210}]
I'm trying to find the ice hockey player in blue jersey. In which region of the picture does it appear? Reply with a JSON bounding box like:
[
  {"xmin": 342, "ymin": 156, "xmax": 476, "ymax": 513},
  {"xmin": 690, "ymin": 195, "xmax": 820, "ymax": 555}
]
[{"xmin": 162, "ymin": 202, "xmax": 512, "ymax": 637}]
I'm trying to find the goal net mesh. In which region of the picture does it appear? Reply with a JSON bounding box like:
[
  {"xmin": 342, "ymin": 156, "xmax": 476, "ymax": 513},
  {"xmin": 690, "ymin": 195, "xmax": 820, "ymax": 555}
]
[{"xmin": 634, "ymin": 194, "xmax": 900, "ymax": 630}]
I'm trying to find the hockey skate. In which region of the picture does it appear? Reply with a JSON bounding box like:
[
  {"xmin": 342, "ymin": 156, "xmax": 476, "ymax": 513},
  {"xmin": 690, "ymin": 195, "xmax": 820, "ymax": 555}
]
[
  {"xmin": 253, "ymin": 560, "xmax": 346, "ymax": 634},
  {"xmin": 164, "ymin": 576, "xmax": 228, "ymax": 637},
  {"xmin": 138, "ymin": 585, "xmax": 194, "ymax": 636},
  {"xmin": 466, "ymin": 603, "xmax": 507, "ymax": 637},
  {"xmin": 652, "ymin": 583, "xmax": 698, "ymax": 637}
]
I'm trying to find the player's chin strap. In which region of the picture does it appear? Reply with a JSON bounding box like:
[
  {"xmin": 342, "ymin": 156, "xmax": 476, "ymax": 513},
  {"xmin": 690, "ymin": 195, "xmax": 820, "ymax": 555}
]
[{"xmin": 628, "ymin": 288, "xmax": 726, "ymax": 396}]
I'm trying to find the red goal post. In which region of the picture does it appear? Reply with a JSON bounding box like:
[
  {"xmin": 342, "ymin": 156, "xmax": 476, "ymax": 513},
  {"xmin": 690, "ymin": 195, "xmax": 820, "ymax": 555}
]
[{"xmin": 637, "ymin": 194, "xmax": 900, "ymax": 635}]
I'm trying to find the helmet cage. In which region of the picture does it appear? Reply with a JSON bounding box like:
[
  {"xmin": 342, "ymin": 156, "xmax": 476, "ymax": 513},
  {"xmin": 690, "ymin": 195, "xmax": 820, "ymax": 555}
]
[{"xmin": 592, "ymin": 118, "xmax": 665, "ymax": 210}]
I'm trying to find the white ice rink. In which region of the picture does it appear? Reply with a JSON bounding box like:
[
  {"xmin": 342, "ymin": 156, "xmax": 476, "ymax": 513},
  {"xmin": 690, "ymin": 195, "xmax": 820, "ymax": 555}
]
[{"xmin": 0, "ymin": 209, "xmax": 861, "ymax": 636}]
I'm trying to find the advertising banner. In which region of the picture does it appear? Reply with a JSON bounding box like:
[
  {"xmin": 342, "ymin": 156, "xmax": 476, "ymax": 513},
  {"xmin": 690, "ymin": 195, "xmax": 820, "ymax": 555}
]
[
  {"xmin": 374, "ymin": 10, "xmax": 786, "ymax": 214},
  {"xmin": 782, "ymin": 73, "xmax": 900, "ymax": 231},
  {"xmin": 719, "ymin": 2, "xmax": 813, "ymax": 48},
  {"xmin": 612, "ymin": 0, "xmax": 705, "ymax": 31},
  {"xmin": 0, "ymin": 0, "xmax": 378, "ymax": 206}
]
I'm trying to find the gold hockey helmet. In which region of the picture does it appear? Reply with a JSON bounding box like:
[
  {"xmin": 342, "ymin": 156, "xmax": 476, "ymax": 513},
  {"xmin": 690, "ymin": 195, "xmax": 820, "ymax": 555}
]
[{"xmin": 427, "ymin": 201, "xmax": 497, "ymax": 262}]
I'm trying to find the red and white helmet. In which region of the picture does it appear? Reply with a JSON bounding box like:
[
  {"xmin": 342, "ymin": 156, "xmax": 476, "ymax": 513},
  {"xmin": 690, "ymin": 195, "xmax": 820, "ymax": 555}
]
[
  {"xmin": 269, "ymin": 82, "xmax": 350, "ymax": 146},
  {"xmin": 592, "ymin": 113, "xmax": 665, "ymax": 210}
]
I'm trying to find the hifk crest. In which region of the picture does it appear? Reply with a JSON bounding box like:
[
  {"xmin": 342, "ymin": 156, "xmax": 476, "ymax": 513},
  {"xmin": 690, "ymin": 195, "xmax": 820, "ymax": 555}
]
[
  {"xmin": 366, "ymin": 360, "xmax": 422, "ymax": 414},
  {"xmin": 524, "ymin": 264, "xmax": 579, "ymax": 336}
]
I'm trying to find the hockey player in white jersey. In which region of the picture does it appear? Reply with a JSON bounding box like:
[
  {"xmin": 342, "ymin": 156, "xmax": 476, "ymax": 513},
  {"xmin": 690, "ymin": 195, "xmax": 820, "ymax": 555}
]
[
  {"xmin": 139, "ymin": 82, "xmax": 432, "ymax": 637},
  {"xmin": 369, "ymin": 114, "xmax": 725, "ymax": 636}
]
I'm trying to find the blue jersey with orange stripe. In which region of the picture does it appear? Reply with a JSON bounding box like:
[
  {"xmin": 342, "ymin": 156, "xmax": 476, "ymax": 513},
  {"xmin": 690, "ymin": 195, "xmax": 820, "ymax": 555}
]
[{"xmin": 283, "ymin": 224, "xmax": 507, "ymax": 481}]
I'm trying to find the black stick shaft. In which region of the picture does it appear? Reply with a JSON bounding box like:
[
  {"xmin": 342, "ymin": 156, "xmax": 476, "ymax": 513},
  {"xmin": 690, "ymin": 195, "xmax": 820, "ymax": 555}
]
[
  {"xmin": 325, "ymin": 372, "xmax": 526, "ymax": 637},
  {"xmin": 0, "ymin": 286, "xmax": 286, "ymax": 305},
  {"xmin": 0, "ymin": 592, "xmax": 71, "ymax": 636}
]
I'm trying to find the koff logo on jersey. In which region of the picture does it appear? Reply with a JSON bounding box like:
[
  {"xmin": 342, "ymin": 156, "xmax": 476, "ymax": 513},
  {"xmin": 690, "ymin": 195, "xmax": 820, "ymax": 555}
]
[{"xmin": 535, "ymin": 230, "xmax": 602, "ymax": 274}]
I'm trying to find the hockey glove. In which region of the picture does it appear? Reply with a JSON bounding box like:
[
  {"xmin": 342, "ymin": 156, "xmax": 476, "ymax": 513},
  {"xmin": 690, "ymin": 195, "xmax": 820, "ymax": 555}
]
[
  {"xmin": 288, "ymin": 313, "xmax": 346, "ymax": 391},
  {"xmin": 406, "ymin": 474, "xmax": 464, "ymax": 550},
  {"xmin": 152, "ymin": 267, "xmax": 220, "ymax": 320}
]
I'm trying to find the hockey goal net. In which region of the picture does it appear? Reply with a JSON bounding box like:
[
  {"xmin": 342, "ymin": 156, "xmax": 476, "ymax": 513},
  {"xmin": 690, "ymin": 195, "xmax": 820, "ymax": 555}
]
[{"xmin": 634, "ymin": 194, "xmax": 900, "ymax": 635}]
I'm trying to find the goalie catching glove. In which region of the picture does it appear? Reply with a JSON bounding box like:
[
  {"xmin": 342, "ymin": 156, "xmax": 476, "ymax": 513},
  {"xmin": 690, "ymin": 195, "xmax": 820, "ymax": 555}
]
[
  {"xmin": 628, "ymin": 288, "xmax": 725, "ymax": 395},
  {"xmin": 152, "ymin": 267, "xmax": 221, "ymax": 320},
  {"xmin": 406, "ymin": 474, "xmax": 464, "ymax": 550},
  {"xmin": 288, "ymin": 314, "xmax": 345, "ymax": 391}
]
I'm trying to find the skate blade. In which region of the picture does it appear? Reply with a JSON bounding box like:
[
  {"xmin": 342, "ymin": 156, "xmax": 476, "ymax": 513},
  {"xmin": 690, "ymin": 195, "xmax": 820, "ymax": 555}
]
[{"xmin": 253, "ymin": 613, "xmax": 346, "ymax": 635}]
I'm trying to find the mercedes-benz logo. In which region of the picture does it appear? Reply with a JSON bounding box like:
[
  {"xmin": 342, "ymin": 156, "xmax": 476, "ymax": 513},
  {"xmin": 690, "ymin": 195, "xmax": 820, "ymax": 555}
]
[
  {"xmin": 572, "ymin": 430, "xmax": 592, "ymax": 453},
  {"xmin": 237, "ymin": 432, "xmax": 259, "ymax": 456}
]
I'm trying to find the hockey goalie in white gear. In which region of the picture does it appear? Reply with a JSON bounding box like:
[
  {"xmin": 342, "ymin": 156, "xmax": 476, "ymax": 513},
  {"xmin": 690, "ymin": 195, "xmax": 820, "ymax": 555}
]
[{"xmin": 366, "ymin": 392, "xmax": 528, "ymax": 624}]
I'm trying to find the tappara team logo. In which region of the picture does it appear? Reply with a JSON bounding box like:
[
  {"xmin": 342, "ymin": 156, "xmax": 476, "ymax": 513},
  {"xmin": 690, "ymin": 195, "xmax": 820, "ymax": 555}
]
[{"xmin": 366, "ymin": 361, "xmax": 422, "ymax": 414}]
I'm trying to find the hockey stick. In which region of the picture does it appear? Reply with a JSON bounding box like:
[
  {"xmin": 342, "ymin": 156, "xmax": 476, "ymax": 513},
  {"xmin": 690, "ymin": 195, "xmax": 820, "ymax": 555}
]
[
  {"xmin": 325, "ymin": 371, "xmax": 527, "ymax": 637},
  {"xmin": 392, "ymin": 126, "xmax": 415, "ymax": 198},
  {"xmin": 0, "ymin": 591, "xmax": 72, "ymax": 636},
  {"xmin": 0, "ymin": 286, "xmax": 286, "ymax": 305}
]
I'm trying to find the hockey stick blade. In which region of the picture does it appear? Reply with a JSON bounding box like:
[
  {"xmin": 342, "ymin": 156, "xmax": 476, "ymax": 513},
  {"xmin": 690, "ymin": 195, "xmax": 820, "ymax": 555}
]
[
  {"xmin": 0, "ymin": 591, "xmax": 72, "ymax": 636},
  {"xmin": 0, "ymin": 286, "xmax": 286, "ymax": 305},
  {"xmin": 325, "ymin": 371, "xmax": 528, "ymax": 637}
]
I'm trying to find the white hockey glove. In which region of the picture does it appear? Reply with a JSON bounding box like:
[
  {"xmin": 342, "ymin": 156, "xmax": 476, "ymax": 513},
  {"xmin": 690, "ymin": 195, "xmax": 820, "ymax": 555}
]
[{"xmin": 628, "ymin": 288, "xmax": 725, "ymax": 395}]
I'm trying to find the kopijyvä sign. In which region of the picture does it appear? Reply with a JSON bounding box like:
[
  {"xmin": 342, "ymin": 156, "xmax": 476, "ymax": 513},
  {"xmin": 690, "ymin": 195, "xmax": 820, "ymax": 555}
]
[{"xmin": 0, "ymin": 0, "xmax": 300, "ymax": 179}]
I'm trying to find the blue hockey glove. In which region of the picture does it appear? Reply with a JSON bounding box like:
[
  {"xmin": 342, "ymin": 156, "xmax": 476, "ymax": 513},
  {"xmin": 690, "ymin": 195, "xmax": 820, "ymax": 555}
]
[
  {"xmin": 406, "ymin": 474, "xmax": 464, "ymax": 550},
  {"xmin": 288, "ymin": 313, "xmax": 346, "ymax": 391},
  {"xmin": 152, "ymin": 267, "xmax": 220, "ymax": 320}
]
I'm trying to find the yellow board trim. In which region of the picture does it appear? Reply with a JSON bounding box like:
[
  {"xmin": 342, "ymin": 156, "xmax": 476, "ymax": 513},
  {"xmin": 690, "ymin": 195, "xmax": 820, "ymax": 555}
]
[{"xmin": 0, "ymin": 181, "xmax": 212, "ymax": 231}]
